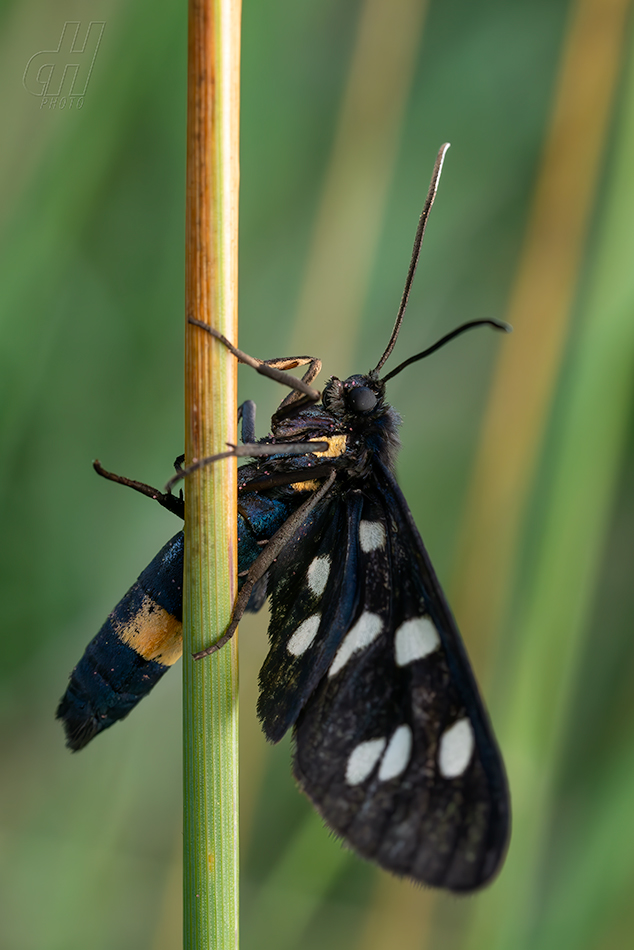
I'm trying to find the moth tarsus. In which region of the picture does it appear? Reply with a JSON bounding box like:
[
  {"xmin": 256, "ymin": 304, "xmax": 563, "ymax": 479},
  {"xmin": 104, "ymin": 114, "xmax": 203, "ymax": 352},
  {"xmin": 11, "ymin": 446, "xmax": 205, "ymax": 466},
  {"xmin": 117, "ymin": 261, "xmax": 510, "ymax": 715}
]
[{"xmin": 58, "ymin": 145, "xmax": 510, "ymax": 891}]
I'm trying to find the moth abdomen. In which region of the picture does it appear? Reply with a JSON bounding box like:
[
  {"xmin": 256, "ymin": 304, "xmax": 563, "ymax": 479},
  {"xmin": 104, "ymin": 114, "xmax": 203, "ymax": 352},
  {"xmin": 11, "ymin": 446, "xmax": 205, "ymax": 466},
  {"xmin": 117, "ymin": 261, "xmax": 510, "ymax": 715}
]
[{"xmin": 57, "ymin": 532, "xmax": 184, "ymax": 751}]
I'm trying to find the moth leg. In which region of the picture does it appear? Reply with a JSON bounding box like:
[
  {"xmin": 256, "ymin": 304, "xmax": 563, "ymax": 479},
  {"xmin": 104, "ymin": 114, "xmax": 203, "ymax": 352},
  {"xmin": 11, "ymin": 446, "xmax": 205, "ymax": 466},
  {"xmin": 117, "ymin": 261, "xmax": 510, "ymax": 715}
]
[
  {"xmin": 262, "ymin": 355, "xmax": 322, "ymax": 391},
  {"xmin": 101, "ymin": 396, "xmax": 259, "ymax": 509},
  {"xmin": 163, "ymin": 439, "xmax": 329, "ymax": 493},
  {"xmin": 188, "ymin": 317, "xmax": 321, "ymax": 403},
  {"xmin": 93, "ymin": 460, "xmax": 184, "ymax": 519},
  {"xmin": 168, "ymin": 398, "xmax": 256, "ymax": 495},
  {"xmin": 193, "ymin": 468, "xmax": 337, "ymax": 660},
  {"xmin": 263, "ymin": 355, "xmax": 322, "ymax": 417},
  {"xmin": 238, "ymin": 399, "xmax": 257, "ymax": 443}
]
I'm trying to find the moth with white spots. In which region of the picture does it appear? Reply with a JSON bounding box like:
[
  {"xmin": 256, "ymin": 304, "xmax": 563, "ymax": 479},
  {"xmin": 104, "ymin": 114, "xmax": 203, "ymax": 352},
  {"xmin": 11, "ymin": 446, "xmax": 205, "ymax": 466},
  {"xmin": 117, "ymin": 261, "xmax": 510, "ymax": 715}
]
[{"xmin": 61, "ymin": 145, "xmax": 510, "ymax": 893}]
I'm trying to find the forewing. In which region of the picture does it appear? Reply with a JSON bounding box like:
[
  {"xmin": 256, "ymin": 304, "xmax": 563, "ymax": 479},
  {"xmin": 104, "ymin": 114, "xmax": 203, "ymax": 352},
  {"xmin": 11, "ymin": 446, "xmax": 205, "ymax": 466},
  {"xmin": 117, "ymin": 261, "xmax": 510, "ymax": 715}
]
[
  {"xmin": 291, "ymin": 461, "xmax": 509, "ymax": 891},
  {"xmin": 257, "ymin": 488, "xmax": 364, "ymax": 741}
]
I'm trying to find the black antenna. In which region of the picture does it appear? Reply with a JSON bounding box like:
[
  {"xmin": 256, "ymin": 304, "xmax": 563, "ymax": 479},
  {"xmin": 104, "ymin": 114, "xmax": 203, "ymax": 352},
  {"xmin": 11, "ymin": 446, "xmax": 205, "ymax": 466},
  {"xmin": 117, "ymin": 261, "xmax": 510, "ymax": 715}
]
[
  {"xmin": 381, "ymin": 320, "xmax": 511, "ymax": 383},
  {"xmin": 373, "ymin": 143, "xmax": 450, "ymax": 374}
]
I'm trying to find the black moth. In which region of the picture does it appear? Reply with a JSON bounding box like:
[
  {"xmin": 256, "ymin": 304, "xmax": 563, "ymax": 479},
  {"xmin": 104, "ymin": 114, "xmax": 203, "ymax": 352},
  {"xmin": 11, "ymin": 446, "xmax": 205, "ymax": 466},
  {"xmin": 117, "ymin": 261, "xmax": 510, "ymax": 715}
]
[{"xmin": 58, "ymin": 144, "xmax": 510, "ymax": 891}]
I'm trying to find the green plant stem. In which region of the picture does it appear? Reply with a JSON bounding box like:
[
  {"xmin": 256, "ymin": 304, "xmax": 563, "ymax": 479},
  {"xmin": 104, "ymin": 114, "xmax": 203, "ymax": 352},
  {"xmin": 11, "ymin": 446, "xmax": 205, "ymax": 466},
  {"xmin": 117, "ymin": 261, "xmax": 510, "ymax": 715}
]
[{"xmin": 183, "ymin": 0, "xmax": 241, "ymax": 947}]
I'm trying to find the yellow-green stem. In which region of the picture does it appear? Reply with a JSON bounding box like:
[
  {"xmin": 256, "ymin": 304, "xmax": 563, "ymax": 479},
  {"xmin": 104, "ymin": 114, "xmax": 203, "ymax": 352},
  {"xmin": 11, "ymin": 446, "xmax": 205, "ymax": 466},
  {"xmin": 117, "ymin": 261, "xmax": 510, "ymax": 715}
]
[{"xmin": 183, "ymin": 0, "xmax": 241, "ymax": 947}]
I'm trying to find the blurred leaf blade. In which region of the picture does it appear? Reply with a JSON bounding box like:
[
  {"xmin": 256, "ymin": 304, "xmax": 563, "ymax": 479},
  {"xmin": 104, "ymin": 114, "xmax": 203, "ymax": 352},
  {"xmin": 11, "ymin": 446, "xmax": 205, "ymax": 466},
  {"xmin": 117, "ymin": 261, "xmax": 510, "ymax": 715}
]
[
  {"xmin": 463, "ymin": 8, "xmax": 634, "ymax": 949},
  {"xmin": 451, "ymin": 0, "xmax": 633, "ymax": 676}
]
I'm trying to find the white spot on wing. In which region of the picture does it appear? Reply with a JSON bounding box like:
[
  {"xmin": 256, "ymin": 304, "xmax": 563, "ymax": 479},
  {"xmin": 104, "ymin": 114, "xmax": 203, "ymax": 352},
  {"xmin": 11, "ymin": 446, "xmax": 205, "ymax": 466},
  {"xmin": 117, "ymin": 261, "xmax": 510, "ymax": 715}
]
[
  {"xmin": 328, "ymin": 611, "xmax": 383, "ymax": 677},
  {"xmin": 395, "ymin": 616, "xmax": 440, "ymax": 666},
  {"xmin": 359, "ymin": 520, "xmax": 386, "ymax": 552},
  {"xmin": 378, "ymin": 724, "xmax": 413, "ymax": 781},
  {"xmin": 438, "ymin": 718, "xmax": 475, "ymax": 778},
  {"xmin": 287, "ymin": 614, "xmax": 321, "ymax": 656},
  {"xmin": 346, "ymin": 737, "xmax": 386, "ymax": 785},
  {"xmin": 307, "ymin": 555, "xmax": 330, "ymax": 597}
]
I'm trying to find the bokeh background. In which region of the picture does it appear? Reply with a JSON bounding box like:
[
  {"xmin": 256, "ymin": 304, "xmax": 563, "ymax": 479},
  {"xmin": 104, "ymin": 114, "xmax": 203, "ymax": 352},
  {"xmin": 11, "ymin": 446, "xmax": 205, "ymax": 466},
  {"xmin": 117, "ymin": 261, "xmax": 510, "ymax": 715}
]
[{"xmin": 2, "ymin": 0, "xmax": 634, "ymax": 947}]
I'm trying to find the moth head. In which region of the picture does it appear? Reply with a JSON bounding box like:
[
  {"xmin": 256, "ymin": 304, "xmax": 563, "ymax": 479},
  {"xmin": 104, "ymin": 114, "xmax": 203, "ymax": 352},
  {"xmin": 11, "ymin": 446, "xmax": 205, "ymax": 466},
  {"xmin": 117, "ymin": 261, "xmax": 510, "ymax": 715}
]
[{"xmin": 322, "ymin": 373, "xmax": 386, "ymax": 418}]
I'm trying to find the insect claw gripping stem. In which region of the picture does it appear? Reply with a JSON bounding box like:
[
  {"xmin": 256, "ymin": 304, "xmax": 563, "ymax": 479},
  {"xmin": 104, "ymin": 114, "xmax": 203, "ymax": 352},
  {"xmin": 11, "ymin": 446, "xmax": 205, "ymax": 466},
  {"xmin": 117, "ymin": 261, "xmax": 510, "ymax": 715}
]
[
  {"xmin": 193, "ymin": 469, "xmax": 337, "ymax": 660},
  {"xmin": 188, "ymin": 316, "xmax": 322, "ymax": 403}
]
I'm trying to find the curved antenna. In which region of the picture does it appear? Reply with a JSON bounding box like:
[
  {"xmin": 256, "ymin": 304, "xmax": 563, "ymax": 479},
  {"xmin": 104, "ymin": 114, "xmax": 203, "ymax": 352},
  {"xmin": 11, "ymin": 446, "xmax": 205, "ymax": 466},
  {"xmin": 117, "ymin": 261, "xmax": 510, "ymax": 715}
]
[
  {"xmin": 373, "ymin": 143, "xmax": 450, "ymax": 374},
  {"xmin": 381, "ymin": 320, "xmax": 511, "ymax": 383}
]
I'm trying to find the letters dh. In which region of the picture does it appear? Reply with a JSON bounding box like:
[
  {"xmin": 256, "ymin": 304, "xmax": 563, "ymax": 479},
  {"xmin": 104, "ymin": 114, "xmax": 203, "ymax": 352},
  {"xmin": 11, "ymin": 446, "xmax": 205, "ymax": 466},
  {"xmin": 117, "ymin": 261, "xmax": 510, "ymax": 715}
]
[{"xmin": 23, "ymin": 22, "xmax": 105, "ymax": 102}]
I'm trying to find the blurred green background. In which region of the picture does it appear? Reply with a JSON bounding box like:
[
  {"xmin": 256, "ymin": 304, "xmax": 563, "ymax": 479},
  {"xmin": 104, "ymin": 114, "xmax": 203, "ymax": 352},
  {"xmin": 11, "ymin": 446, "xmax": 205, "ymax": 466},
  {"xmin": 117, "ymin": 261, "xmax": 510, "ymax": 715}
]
[{"xmin": 2, "ymin": 0, "xmax": 634, "ymax": 947}]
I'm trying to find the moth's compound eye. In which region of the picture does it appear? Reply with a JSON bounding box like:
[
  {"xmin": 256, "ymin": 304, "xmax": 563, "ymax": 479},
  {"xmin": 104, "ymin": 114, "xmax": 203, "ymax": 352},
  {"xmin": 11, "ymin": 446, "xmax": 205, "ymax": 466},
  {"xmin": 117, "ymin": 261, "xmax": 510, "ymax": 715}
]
[{"xmin": 346, "ymin": 386, "xmax": 377, "ymax": 413}]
